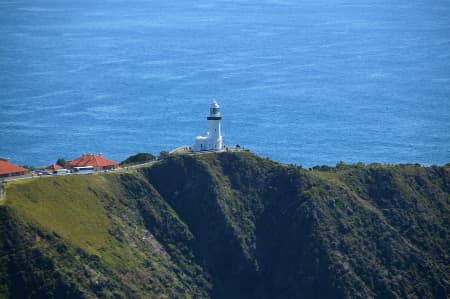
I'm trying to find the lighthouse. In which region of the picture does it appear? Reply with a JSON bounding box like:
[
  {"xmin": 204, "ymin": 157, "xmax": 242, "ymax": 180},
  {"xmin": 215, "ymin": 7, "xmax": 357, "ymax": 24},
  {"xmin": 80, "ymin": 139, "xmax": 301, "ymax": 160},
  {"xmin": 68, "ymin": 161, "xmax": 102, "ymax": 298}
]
[{"xmin": 193, "ymin": 100, "xmax": 223, "ymax": 152}]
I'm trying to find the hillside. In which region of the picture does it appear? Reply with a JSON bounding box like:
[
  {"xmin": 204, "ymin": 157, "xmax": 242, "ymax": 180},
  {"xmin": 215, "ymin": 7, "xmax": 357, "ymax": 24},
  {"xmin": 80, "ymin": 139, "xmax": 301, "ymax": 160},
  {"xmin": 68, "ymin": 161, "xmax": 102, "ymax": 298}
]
[{"xmin": 1, "ymin": 152, "xmax": 449, "ymax": 298}]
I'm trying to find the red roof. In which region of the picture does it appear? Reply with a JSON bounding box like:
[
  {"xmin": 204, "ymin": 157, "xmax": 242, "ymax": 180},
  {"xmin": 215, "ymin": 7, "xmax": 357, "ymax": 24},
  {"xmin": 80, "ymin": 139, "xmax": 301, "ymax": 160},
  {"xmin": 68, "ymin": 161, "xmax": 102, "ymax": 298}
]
[
  {"xmin": 46, "ymin": 164, "xmax": 63, "ymax": 170},
  {"xmin": 68, "ymin": 154, "xmax": 117, "ymax": 168},
  {"xmin": 0, "ymin": 160, "xmax": 27, "ymax": 175}
]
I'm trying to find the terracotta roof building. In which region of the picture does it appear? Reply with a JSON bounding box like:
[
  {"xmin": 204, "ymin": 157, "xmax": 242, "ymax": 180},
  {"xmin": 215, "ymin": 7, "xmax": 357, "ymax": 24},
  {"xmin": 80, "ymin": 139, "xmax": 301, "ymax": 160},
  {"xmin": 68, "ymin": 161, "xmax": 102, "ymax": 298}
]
[
  {"xmin": 68, "ymin": 154, "xmax": 118, "ymax": 171},
  {"xmin": 46, "ymin": 164, "xmax": 63, "ymax": 171},
  {"xmin": 0, "ymin": 160, "xmax": 28, "ymax": 178}
]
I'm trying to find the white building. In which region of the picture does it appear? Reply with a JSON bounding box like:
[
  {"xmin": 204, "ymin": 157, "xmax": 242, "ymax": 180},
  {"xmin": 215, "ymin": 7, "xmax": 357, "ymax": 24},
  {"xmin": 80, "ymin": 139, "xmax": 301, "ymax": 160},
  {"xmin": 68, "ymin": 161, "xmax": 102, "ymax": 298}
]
[{"xmin": 193, "ymin": 100, "xmax": 223, "ymax": 152}]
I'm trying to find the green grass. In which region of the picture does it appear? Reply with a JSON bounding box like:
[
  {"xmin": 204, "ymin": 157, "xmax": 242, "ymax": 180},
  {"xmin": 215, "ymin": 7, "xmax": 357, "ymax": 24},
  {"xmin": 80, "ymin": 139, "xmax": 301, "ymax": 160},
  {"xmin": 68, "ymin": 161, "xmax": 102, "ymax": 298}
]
[{"xmin": 3, "ymin": 175, "xmax": 114, "ymax": 255}]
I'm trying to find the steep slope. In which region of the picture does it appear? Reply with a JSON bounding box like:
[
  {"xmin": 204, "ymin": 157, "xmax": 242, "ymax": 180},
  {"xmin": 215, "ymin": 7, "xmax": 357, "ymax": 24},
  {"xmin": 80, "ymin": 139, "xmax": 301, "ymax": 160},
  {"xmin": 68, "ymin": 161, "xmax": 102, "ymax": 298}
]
[
  {"xmin": 1, "ymin": 152, "xmax": 449, "ymax": 298},
  {"xmin": 0, "ymin": 174, "xmax": 210, "ymax": 298},
  {"xmin": 143, "ymin": 153, "xmax": 449, "ymax": 298}
]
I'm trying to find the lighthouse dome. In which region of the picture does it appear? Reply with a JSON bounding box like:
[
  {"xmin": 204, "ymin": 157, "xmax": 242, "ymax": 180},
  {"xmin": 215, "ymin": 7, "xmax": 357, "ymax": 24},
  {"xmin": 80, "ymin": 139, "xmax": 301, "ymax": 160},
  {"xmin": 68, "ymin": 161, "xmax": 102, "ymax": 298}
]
[
  {"xmin": 209, "ymin": 100, "xmax": 221, "ymax": 117},
  {"xmin": 211, "ymin": 100, "xmax": 220, "ymax": 109}
]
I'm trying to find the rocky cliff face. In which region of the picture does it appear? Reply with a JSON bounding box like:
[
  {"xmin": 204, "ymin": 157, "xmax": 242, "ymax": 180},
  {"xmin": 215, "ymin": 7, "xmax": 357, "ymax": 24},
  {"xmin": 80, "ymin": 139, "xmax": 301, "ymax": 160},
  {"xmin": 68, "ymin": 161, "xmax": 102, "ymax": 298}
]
[{"xmin": 1, "ymin": 152, "xmax": 448, "ymax": 298}]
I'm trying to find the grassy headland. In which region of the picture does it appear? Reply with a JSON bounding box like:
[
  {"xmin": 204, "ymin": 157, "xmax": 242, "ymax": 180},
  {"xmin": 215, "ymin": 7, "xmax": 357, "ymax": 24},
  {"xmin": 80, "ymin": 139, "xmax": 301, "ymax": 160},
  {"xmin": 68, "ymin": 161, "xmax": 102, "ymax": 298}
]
[{"xmin": 1, "ymin": 152, "xmax": 448, "ymax": 298}]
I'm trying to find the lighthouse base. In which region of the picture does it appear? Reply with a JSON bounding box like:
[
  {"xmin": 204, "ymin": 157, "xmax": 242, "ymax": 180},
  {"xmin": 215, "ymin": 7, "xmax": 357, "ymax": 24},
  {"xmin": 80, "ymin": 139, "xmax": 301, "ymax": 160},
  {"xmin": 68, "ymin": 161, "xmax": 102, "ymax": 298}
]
[{"xmin": 193, "ymin": 136, "xmax": 223, "ymax": 152}]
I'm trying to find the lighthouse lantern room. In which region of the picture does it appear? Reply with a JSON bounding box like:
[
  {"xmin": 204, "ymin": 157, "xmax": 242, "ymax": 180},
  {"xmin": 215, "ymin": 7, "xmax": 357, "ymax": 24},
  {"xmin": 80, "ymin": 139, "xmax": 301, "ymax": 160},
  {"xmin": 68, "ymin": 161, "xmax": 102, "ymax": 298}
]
[{"xmin": 193, "ymin": 100, "xmax": 223, "ymax": 152}]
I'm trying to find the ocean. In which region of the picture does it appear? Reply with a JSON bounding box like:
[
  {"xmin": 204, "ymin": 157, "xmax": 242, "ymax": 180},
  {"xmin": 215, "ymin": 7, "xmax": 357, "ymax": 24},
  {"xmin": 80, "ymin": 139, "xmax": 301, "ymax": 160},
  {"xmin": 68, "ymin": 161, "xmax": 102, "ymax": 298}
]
[{"xmin": 1, "ymin": 0, "xmax": 449, "ymax": 167}]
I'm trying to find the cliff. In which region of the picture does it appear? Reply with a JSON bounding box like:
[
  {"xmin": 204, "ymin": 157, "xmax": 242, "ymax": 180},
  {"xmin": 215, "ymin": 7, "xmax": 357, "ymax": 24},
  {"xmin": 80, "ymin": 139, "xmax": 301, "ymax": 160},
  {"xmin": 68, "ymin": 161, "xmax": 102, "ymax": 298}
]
[{"xmin": 0, "ymin": 152, "xmax": 449, "ymax": 298}]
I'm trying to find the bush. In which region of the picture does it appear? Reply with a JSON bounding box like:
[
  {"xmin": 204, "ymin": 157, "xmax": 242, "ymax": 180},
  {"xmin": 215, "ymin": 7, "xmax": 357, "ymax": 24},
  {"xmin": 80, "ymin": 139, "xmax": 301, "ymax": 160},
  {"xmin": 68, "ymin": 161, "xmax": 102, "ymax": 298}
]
[
  {"xmin": 159, "ymin": 151, "xmax": 170, "ymax": 160},
  {"xmin": 120, "ymin": 153, "xmax": 156, "ymax": 166},
  {"xmin": 56, "ymin": 158, "xmax": 68, "ymax": 168}
]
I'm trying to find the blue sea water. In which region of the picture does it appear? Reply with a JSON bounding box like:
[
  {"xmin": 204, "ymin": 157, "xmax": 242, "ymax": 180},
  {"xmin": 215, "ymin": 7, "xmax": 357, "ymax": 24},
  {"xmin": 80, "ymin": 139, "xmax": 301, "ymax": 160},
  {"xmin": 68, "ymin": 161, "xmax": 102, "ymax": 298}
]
[{"xmin": 1, "ymin": 0, "xmax": 449, "ymax": 167}]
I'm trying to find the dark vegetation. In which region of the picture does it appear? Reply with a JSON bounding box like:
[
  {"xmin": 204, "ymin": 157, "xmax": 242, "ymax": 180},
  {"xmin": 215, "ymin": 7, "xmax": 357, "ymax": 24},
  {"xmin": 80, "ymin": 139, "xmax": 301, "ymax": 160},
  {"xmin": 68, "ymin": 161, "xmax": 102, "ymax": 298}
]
[
  {"xmin": 56, "ymin": 158, "xmax": 68, "ymax": 168},
  {"xmin": 158, "ymin": 151, "xmax": 170, "ymax": 160},
  {"xmin": 120, "ymin": 153, "xmax": 157, "ymax": 166},
  {"xmin": 1, "ymin": 152, "xmax": 449, "ymax": 298}
]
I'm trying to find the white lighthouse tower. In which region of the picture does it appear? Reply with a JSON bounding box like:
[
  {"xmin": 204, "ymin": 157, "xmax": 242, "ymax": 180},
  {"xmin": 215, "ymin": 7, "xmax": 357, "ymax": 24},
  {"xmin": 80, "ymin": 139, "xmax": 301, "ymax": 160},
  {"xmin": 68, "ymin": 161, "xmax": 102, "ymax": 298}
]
[{"xmin": 193, "ymin": 100, "xmax": 223, "ymax": 152}]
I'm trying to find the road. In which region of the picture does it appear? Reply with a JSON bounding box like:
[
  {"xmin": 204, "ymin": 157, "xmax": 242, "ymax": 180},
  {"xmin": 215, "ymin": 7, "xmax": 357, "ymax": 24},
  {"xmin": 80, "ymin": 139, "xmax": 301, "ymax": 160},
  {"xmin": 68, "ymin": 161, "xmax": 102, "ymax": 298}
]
[
  {"xmin": 0, "ymin": 160, "xmax": 159, "ymax": 202},
  {"xmin": 0, "ymin": 147, "xmax": 246, "ymax": 201},
  {"xmin": 1, "ymin": 160, "xmax": 159, "ymax": 183}
]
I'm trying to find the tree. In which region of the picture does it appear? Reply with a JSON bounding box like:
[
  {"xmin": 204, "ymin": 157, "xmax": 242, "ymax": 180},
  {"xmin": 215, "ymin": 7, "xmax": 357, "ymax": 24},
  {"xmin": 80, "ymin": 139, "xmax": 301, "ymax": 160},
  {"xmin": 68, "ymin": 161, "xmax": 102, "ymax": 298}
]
[
  {"xmin": 159, "ymin": 151, "xmax": 170, "ymax": 160},
  {"xmin": 120, "ymin": 153, "xmax": 156, "ymax": 166},
  {"xmin": 56, "ymin": 158, "xmax": 67, "ymax": 168}
]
